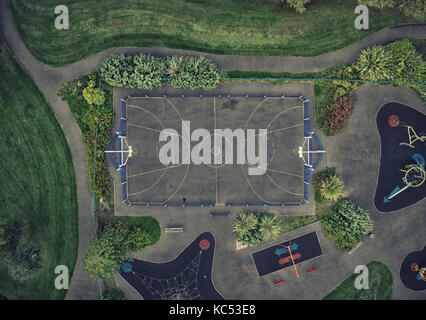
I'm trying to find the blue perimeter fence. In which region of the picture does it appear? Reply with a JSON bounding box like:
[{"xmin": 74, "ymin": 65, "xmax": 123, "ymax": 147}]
[{"xmin": 106, "ymin": 94, "xmax": 324, "ymax": 208}]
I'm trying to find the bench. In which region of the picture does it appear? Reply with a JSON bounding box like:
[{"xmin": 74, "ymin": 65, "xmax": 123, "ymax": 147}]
[
  {"xmin": 164, "ymin": 227, "xmax": 184, "ymax": 233},
  {"xmin": 209, "ymin": 211, "xmax": 230, "ymax": 217}
]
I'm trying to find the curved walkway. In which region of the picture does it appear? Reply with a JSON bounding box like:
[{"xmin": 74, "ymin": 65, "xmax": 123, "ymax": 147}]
[{"xmin": 0, "ymin": 0, "xmax": 425, "ymax": 300}]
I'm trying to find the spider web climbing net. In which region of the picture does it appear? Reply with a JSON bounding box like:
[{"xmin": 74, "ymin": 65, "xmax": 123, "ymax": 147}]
[{"xmin": 131, "ymin": 251, "xmax": 203, "ymax": 300}]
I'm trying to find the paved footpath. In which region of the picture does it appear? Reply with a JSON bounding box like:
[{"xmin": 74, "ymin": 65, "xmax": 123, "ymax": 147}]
[{"xmin": 0, "ymin": 0, "xmax": 425, "ymax": 299}]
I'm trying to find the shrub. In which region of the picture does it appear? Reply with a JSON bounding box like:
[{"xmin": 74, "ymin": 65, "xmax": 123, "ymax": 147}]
[
  {"xmin": 319, "ymin": 174, "xmax": 344, "ymax": 203},
  {"xmin": 100, "ymin": 53, "xmax": 224, "ymax": 90},
  {"xmin": 326, "ymin": 95, "xmax": 354, "ymax": 135},
  {"xmin": 130, "ymin": 54, "xmax": 165, "ymax": 89},
  {"xmin": 357, "ymin": 45, "xmax": 395, "ymax": 81},
  {"xmin": 100, "ymin": 54, "xmax": 134, "ymax": 87},
  {"xmin": 83, "ymin": 80, "xmax": 105, "ymax": 106},
  {"xmin": 322, "ymin": 199, "xmax": 374, "ymax": 251},
  {"xmin": 168, "ymin": 55, "xmax": 224, "ymax": 90},
  {"xmin": 82, "ymin": 103, "xmax": 113, "ymax": 198}
]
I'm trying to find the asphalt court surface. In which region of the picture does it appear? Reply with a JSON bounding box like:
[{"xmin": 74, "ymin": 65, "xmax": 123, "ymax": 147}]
[{"xmin": 125, "ymin": 96, "xmax": 305, "ymax": 205}]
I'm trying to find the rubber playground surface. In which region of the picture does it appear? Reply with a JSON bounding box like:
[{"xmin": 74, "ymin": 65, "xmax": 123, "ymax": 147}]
[
  {"xmin": 400, "ymin": 245, "xmax": 426, "ymax": 291},
  {"xmin": 374, "ymin": 102, "xmax": 426, "ymax": 212},
  {"xmin": 120, "ymin": 95, "xmax": 309, "ymax": 206},
  {"xmin": 119, "ymin": 232, "xmax": 224, "ymax": 300},
  {"xmin": 251, "ymin": 231, "xmax": 323, "ymax": 277}
]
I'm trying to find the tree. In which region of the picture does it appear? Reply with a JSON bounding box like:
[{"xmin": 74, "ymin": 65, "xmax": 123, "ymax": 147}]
[
  {"xmin": 322, "ymin": 199, "xmax": 374, "ymax": 251},
  {"xmin": 233, "ymin": 211, "xmax": 258, "ymax": 242},
  {"xmin": 319, "ymin": 174, "xmax": 344, "ymax": 203},
  {"xmin": 233, "ymin": 211, "xmax": 283, "ymax": 246},
  {"xmin": 259, "ymin": 214, "xmax": 282, "ymax": 240},
  {"xmin": 82, "ymin": 216, "xmax": 158, "ymax": 279},
  {"xmin": 82, "ymin": 232, "xmax": 126, "ymax": 279}
]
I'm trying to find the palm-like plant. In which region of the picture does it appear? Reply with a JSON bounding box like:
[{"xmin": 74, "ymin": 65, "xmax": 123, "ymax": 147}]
[
  {"xmin": 232, "ymin": 211, "xmax": 258, "ymax": 240},
  {"xmin": 259, "ymin": 214, "xmax": 281, "ymax": 240},
  {"xmin": 357, "ymin": 45, "xmax": 395, "ymax": 81},
  {"xmin": 166, "ymin": 56, "xmax": 186, "ymax": 76},
  {"xmin": 319, "ymin": 174, "xmax": 344, "ymax": 203}
]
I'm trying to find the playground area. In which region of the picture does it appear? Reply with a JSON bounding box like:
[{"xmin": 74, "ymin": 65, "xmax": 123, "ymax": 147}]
[
  {"xmin": 107, "ymin": 94, "xmax": 324, "ymax": 207},
  {"xmin": 400, "ymin": 245, "xmax": 426, "ymax": 291},
  {"xmin": 119, "ymin": 232, "xmax": 224, "ymax": 300},
  {"xmin": 374, "ymin": 102, "xmax": 426, "ymax": 212},
  {"xmin": 251, "ymin": 231, "xmax": 323, "ymax": 278}
]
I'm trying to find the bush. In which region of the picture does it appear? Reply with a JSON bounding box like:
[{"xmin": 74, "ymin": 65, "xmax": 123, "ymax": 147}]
[
  {"xmin": 83, "ymin": 80, "xmax": 105, "ymax": 106},
  {"xmin": 357, "ymin": 45, "xmax": 395, "ymax": 81},
  {"xmin": 100, "ymin": 54, "xmax": 134, "ymax": 87},
  {"xmin": 82, "ymin": 103, "xmax": 113, "ymax": 198},
  {"xmin": 322, "ymin": 199, "xmax": 374, "ymax": 251},
  {"xmin": 168, "ymin": 55, "xmax": 225, "ymax": 90},
  {"xmin": 130, "ymin": 54, "xmax": 165, "ymax": 89},
  {"xmin": 100, "ymin": 53, "xmax": 225, "ymax": 90},
  {"xmin": 325, "ymin": 95, "xmax": 354, "ymax": 135}
]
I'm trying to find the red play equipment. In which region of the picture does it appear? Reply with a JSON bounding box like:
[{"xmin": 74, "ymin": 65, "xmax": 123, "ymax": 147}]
[{"xmin": 277, "ymin": 240, "xmax": 301, "ymax": 279}]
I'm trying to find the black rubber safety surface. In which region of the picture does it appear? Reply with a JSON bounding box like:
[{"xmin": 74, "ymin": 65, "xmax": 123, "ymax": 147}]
[
  {"xmin": 251, "ymin": 231, "xmax": 322, "ymax": 277},
  {"xmin": 400, "ymin": 245, "xmax": 426, "ymax": 291},
  {"xmin": 119, "ymin": 232, "xmax": 224, "ymax": 300},
  {"xmin": 374, "ymin": 103, "xmax": 426, "ymax": 212}
]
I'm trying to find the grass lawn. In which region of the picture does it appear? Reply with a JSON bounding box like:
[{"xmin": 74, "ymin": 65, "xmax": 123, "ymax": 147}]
[
  {"xmin": 0, "ymin": 38, "xmax": 78, "ymax": 299},
  {"xmin": 10, "ymin": 0, "xmax": 421, "ymax": 66},
  {"xmin": 278, "ymin": 215, "xmax": 318, "ymax": 234},
  {"xmin": 323, "ymin": 261, "xmax": 393, "ymax": 300}
]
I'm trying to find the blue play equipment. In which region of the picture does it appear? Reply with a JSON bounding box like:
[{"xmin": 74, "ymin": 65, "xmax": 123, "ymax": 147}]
[
  {"xmin": 384, "ymin": 154, "xmax": 425, "ymax": 203},
  {"xmin": 274, "ymin": 242, "xmax": 298, "ymax": 256},
  {"xmin": 122, "ymin": 262, "xmax": 133, "ymax": 273}
]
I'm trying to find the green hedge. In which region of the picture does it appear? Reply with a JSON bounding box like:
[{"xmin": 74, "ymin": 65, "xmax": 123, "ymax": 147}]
[{"xmin": 100, "ymin": 53, "xmax": 225, "ymax": 90}]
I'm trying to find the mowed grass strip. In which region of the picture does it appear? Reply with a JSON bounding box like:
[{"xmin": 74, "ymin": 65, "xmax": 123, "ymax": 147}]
[
  {"xmin": 0, "ymin": 39, "xmax": 78, "ymax": 299},
  {"xmin": 323, "ymin": 261, "xmax": 393, "ymax": 300},
  {"xmin": 10, "ymin": 0, "xmax": 420, "ymax": 66}
]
